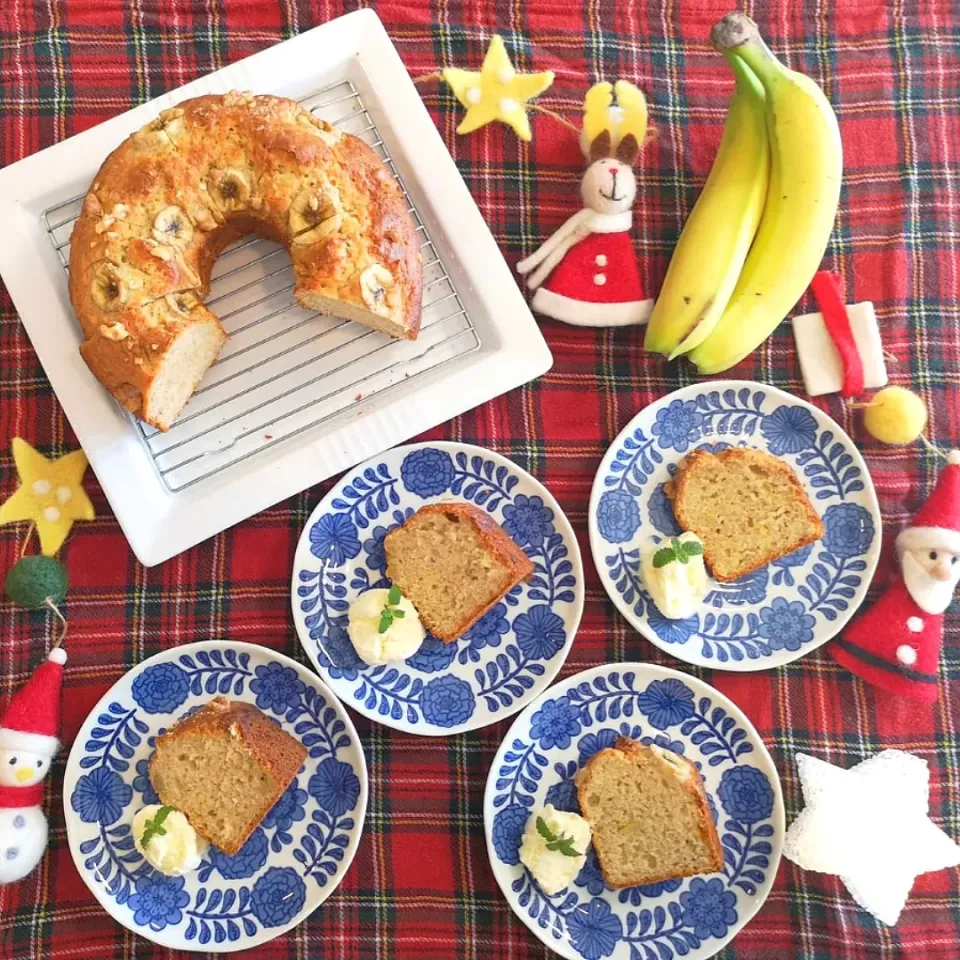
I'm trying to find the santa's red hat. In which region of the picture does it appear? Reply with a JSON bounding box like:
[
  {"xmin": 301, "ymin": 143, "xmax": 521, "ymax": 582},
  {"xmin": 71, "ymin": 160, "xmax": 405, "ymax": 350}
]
[
  {"xmin": 0, "ymin": 647, "xmax": 66, "ymax": 757},
  {"xmin": 896, "ymin": 450, "xmax": 960, "ymax": 556}
]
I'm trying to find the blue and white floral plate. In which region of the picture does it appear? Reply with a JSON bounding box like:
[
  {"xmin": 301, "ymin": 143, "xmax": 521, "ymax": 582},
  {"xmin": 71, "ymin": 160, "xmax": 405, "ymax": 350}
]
[
  {"xmin": 63, "ymin": 641, "xmax": 368, "ymax": 952},
  {"xmin": 484, "ymin": 663, "xmax": 784, "ymax": 960},
  {"xmin": 291, "ymin": 442, "xmax": 584, "ymax": 735},
  {"xmin": 589, "ymin": 381, "xmax": 881, "ymax": 670}
]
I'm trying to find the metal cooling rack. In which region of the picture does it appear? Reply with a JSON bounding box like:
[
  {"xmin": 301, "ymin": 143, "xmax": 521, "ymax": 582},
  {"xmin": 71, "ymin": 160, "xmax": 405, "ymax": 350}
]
[{"xmin": 42, "ymin": 80, "xmax": 480, "ymax": 493}]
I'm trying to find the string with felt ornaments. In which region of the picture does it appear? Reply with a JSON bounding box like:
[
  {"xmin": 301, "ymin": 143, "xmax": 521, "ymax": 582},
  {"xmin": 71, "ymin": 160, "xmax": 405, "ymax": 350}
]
[
  {"xmin": 793, "ymin": 269, "xmax": 930, "ymax": 446},
  {"xmin": 0, "ymin": 437, "xmax": 95, "ymax": 882},
  {"xmin": 413, "ymin": 35, "xmax": 658, "ymax": 327},
  {"xmin": 422, "ymin": 35, "xmax": 566, "ymax": 143},
  {"xmin": 756, "ymin": 273, "xmax": 960, "ymax": 915},
  {"xmin": 792, "ymin": 272, "xmax": 960, "ymax": 701}
]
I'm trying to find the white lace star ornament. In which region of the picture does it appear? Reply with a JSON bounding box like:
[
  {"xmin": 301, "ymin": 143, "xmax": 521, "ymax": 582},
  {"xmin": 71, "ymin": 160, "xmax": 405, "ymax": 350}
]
[{"xmin": 783, "ymin": 750, "xmax": 960, "ymax": 925}]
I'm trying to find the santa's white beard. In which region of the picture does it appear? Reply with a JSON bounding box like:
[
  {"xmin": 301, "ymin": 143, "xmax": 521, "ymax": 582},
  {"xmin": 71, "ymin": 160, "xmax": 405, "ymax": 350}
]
[{"xmin": 902, "ymin": 551, "xmax": 960, "ymax": 615}]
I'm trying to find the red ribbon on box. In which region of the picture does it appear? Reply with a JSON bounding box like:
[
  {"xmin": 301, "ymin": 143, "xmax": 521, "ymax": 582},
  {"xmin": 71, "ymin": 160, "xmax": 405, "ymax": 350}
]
[{"xmin": 810, "ymin": 270, "xmax": 865, "ymax": 398}]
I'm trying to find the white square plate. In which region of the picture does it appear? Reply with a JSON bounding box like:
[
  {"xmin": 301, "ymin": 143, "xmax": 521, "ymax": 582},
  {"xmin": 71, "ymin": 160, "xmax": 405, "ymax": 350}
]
[{"xmin": 0, "ymin": 9, "xmax": 552, "ymax": 566}]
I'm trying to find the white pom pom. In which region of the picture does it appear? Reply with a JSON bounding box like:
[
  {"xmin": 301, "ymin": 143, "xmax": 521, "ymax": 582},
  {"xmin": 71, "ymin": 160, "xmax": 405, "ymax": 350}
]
[
  {"xmin": 48, "ymin": 647, "xmax": 67, "ymax": 665},
  {"xmin": 948, "ymin": 450, "xmax": 960, "ymax": 466}
]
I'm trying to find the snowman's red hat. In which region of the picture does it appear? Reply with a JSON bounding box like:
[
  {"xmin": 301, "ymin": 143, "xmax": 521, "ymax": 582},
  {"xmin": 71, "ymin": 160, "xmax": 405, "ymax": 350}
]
[
  {"xmin": 896, "ymin": 450, "xmax": 960, "ymax": 556},
  {"xmin": 0, "ymin": 648, "xmax": 66, "ymax": 756}
]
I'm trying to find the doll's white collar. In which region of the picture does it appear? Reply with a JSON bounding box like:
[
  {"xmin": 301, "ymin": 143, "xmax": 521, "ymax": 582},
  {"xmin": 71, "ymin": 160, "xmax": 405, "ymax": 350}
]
[{"xmin": 588, "ymin": 211, "xmax": 632, "ymax": 233}]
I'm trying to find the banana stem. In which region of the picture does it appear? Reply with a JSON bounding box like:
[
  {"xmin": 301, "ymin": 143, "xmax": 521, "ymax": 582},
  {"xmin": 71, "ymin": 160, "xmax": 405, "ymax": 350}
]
[
  {"xmin": 712, "ymin": 13, "xmax": 781, "ymax": 87},
  {"xmin": 723, "ymin": 49, "xmax": 764, "ymax": 99},
  {"xmin": 711, "ymin": 12, "xmax": 760, "ymax": 52}
]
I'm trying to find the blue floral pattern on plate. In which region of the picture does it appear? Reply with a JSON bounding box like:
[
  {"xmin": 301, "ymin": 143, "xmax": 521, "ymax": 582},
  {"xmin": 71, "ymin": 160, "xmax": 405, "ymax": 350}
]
[
  {"xmin": 589, "ymin": 382, "xmax": 881, "ymax": 670},
  {"xmin": 484, "ymin": 664, "xmax": 784, "ymax": 960},
  {"xmin": 63, "ymin": 641, "xmax": 367, "ymax": 952},
  {"xmin": 292, "ymin": 442, "xmax": 584, "ymax": 735}
]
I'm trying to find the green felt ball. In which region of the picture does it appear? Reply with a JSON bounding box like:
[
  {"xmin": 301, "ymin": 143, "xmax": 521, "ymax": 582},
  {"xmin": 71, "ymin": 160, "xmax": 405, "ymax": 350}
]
[{"xmin": 4, "ymin": 555, "xmax": 68, "ymax": 609}]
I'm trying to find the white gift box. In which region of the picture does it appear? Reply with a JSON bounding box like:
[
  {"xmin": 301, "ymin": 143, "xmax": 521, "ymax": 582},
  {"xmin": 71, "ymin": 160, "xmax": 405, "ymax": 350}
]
[{"xmin": 792, "ymin": 301, "xmax": 888, "ymax": 397}]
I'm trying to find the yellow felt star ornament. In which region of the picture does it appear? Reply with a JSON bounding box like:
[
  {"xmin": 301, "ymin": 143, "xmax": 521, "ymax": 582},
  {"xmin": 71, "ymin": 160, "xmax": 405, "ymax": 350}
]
[
  {"xmin": 0, "ymin": 438, "xmax": 95, "ymax": 556},
  {"xmin": 442, "ymin": 35, "xmax": 554, "ymax": 141}
]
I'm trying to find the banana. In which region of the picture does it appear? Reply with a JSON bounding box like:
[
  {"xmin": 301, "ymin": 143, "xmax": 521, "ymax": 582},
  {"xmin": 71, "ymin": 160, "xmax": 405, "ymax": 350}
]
[
  {"xmin": 644, "ymin": 54, "xmax": 769, "ymax": 357},
  {"xmin": 90, "ymin": 263, "xmax": 127, "ymax": 311},
  {"xmin": 687, "ymin": 13, "xmax": 842, "ymax": 374},
  {"xmin": 207, "ymin": 167, "xmax": 252, "ymax": 214},
  {"xmin": 360, "ymin": 263, "xmax": 397, "ymax": 317},
  {"xmin": 289, "ymin": 186, "xmax": 341, "ymax": 244},
  {"xmin": 166, "ymin": 291, "xmax": 200, "ymax": 316},
  {"xmin": 152, "ymin": 205, "xmax": 194, "ymax": 246}
]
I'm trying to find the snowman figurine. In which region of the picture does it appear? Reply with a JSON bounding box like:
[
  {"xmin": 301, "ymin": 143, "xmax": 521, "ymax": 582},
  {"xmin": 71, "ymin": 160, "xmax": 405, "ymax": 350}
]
[{"xmin": 0, "ymin": 647, "xmax": 66, "ymax": 883}]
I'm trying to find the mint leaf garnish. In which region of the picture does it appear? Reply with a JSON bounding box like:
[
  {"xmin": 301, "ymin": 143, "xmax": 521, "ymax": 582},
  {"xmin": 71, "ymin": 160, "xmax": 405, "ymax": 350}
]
[
  {"xmin": 141, "ymin": 805, "xmax": 175, "ymax": 847},
  {"xmin": 652, "ymin": 546, "xmax": 676, "ymax": 568},
  {"xmin": 536, "ymin": 816, "xmax": 554, "ymax": 842},
  {"xmin": 536, "ymin": 815, "xmax": 581, "ymax": 858},
  {"xmin": 681, "ymin": 539, "xmax": 704, "ymax": 560},
  {"xmin": 547, "ymin": 835, "xmax": 582, "ymax": 857},
  {"xmin": 379, "ymin": 586, "xmax": 406, "ymax": 633}
]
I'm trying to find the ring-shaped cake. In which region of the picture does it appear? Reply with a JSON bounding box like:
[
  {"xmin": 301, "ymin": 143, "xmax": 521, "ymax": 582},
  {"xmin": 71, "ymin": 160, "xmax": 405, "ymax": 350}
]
[{"xmin": 69, "ymin": 91, "xmax": 422, "ymax": 431}]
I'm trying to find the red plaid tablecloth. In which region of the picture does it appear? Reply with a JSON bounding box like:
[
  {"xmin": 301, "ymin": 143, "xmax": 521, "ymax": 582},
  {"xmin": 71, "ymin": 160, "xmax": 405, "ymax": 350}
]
[{"xmin": 1, "ymin": 1, "xmax": 959, "ymax": 957}]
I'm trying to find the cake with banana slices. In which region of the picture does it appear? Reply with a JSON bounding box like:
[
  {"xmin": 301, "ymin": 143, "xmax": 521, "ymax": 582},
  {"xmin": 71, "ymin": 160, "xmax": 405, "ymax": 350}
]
[{"xmin": 69, "ymin": 91, "xmax": 422, "ymax": 431}]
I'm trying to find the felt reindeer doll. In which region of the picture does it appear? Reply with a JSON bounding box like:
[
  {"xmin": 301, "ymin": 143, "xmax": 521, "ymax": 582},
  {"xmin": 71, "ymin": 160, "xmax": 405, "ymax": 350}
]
[{"xmin": 517, "ymin": 81, "xmax": 653, "ymax": 326}]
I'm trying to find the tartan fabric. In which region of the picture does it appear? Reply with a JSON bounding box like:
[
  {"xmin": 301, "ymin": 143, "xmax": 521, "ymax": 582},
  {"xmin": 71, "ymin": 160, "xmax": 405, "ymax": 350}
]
[{"xmin": 1, "ymin": 0, "xmax": 959, "ymax": 957}]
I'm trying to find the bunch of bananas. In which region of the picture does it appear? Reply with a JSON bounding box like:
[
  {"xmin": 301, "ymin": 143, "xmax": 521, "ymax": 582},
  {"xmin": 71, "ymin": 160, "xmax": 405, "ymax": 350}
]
[{"xmin": 645, "ymin": 13, "xmax": 842, "ymax": 373}]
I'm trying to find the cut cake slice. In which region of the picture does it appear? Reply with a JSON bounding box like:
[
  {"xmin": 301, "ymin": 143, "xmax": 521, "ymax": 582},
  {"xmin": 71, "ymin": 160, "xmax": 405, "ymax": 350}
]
[
  {"xmin": 383, "ymin": 501, "xmax": 533, "ymax": 642},
  {"xmin": 576, "ymin": 738, "xmax": 723, "ymax": 888},
  {"xmin": 148, "ymin": 696, "xmax": 307, "ymax": 855},
  {"xmin": 666, "ymin": 446, "xmax": 824, "ymax": 582}
]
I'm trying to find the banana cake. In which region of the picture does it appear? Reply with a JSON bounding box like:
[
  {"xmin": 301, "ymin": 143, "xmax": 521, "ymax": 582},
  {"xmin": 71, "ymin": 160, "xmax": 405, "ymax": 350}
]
[
  {"xmin": 383, "ymin": 502, "xmax": 534, "ymax": 643},
  {"xmin": 666, "ymin": 446, "xmax": 824, "ymax": 582},
  {"xmin": 577, "ymin": 737, "xmax": 723, "ymax": 888},
  {"xmin": 148, "ymin": 696, "xmax": 307, "ymax": 855},
  {"xmin": 70, "ymin": 91, "xmax": 422, "ymax": 430}
]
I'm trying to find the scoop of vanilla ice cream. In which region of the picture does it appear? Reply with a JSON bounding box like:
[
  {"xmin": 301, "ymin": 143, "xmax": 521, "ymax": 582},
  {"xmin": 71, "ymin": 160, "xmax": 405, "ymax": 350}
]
[
  {"xmin": 519, "ymin": 803, "xmax": 592, "ymax": 896},
  {"xmin": 133, "ymin": 805, "xmax": 206, "ymax": 876},
  {"xmin": 347, "ymin": 589, "xmax": 426, "ymax": 666},
  {"xmin": 640, "ymin": 532, "xmax": 710, "ymax": 620}
]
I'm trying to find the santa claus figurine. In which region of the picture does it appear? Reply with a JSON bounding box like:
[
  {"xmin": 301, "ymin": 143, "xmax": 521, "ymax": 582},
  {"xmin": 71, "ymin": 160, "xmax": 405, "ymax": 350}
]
[
  {"xmin": 832, "ymin": 451, "xmax": 960, "ymax": 703},
  {"xmin": 0, "ymin": 647, "xmax": 65, "ymax": 882},
  {"xmin": 516, "ymin": 80, "xmax": 654, "ymax": 327}
]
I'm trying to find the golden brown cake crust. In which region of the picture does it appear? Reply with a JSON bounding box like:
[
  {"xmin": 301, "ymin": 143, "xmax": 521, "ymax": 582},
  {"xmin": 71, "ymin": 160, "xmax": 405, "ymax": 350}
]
[
  {"xmin": 70, "ymin": 91, "xmax": 421, "ymax": 430},
  {"xmin": 152, "ymin": 696, "xmax": 307, "ymax": 784},
  {"xmin": 666, "ymin": 446, "xmax": 824, "ymax": 582},
  {"xmin": 148, "ymin": 695, "xmax": 307, "ymax": 854},
  {"xmin": 577, "ymin": 737, "xmax": 724, "ymax": 888},
  {"xmin": 384, "ymin": 501, "xmax": 534, "ymax": 642}
]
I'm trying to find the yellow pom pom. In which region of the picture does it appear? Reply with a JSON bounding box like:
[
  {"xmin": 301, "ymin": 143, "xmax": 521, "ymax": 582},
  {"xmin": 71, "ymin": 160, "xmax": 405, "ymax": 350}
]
[{"xmin": 863, "ymin": 386, "xmax": 928, "ymax": 445}]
